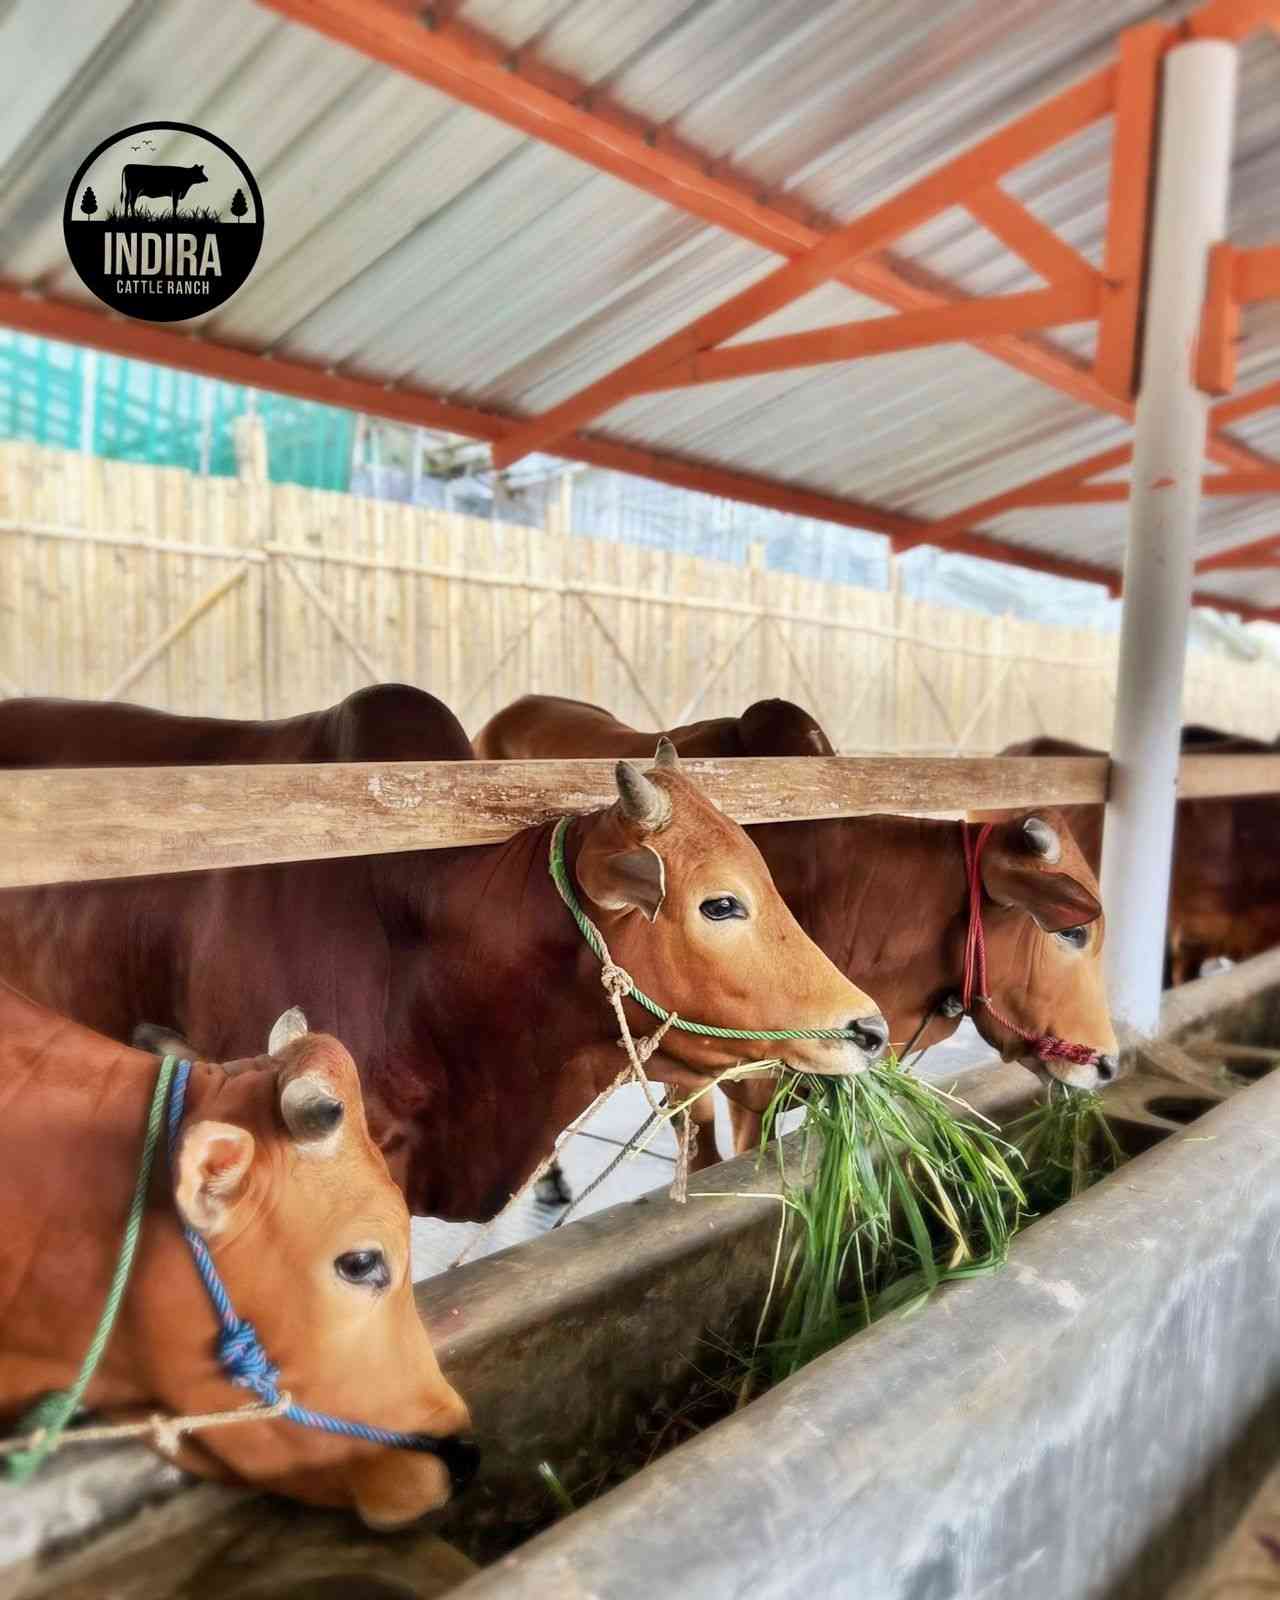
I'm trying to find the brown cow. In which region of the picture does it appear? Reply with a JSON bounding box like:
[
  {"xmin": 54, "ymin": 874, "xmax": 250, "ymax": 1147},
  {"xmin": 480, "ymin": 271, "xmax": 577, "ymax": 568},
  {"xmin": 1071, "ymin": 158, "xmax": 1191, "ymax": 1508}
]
[
  {"xmin": 477, "ymin": 694, "xmax": 1118, "ymax": 1164},
  {"xmin": 0, "ymin": 689, "xmax": 886, "ymax": 1219},
  {"xmin": 1004, "ymin": 729, "xmax": 1280, "ymax": 985},
  {"xmin": 0, "ymin": 985, "xmax": 473, "ymax": 1524},
  {"xmin": 475, "ymin": 694, "xmax": 834, "ymax": 759}
]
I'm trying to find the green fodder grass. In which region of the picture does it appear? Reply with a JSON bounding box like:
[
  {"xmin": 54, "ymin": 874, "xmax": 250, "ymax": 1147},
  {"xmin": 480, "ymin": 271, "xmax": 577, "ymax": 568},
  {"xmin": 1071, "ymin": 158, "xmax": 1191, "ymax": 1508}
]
[
  {"xmin": 1006, "ymin": 1082, "xmax": 1125, "ymax": 1213},
  {"xmin": 756, "ymin": 1059, "xmax": 1028, "ymax": 1383}
]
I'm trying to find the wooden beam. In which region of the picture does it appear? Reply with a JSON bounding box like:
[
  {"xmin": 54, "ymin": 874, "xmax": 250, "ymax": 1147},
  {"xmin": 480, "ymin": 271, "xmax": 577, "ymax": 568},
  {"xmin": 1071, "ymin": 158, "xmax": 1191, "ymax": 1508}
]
[
  {"xmin": 104, "ymin": 563, "xmax": 251, "ymax": 701},
  {"xmin": 0, "ymin": 756, "xmax": 1111, "ymax": 888},
  {"xmin": 642, "ymin": 284, "xmax": 1100, "ymax": 389},
  {"xmin": 1178, "ymin": 752, "xmax": 1280, "ymax": 798},
  {"xmin": 4, "ymin": 752, "xmax": 1278, "ymax": 890},
  {"xmin": 488, "ymin": 68, "xmax": 1116, "ymax": 466}
]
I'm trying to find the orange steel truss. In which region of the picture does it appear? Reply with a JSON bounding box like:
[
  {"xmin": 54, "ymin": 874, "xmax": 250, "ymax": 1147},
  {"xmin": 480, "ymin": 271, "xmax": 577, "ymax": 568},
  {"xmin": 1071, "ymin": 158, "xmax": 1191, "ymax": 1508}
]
[{"xmin": 4, "ymin": 0, "xmax": 1280, "ymax": 619}]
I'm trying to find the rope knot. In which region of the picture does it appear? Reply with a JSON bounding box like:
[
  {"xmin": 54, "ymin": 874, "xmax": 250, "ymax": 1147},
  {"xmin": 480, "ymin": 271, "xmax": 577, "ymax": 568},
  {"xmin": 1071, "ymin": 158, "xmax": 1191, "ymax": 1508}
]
[
  {"xmin": 599, "ymin": 959, "xmax": 633, "ymax": 1001},
  {"xmin": 216, "ymin": 1318, "xmax": 281, "ymax": 1401}
]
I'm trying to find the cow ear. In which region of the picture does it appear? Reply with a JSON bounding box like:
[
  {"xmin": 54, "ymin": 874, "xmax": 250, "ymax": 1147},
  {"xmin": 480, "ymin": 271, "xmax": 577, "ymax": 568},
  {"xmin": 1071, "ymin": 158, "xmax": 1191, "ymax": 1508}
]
[
  {"xmin": 174, "ymin": 1121, "xmax": 255, "ymax": 1237},
  {"xmin": 981, "ymin": 825, "xmax": 1102, "ymax": 934},
  {"xmin": 576, "ymin": 843, "xmax": 667, "ymax": 922}
]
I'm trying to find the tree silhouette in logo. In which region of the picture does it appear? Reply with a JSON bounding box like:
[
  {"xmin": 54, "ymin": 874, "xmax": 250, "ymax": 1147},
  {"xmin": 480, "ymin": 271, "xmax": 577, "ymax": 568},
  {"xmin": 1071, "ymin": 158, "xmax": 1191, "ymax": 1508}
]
[
  {"xmin": 80, "ymin": 186, "xmax": 98, "ymax": 219},
  {"xmin": 230, "ymin": 187, "xmax": 248, "ymax": 223}
]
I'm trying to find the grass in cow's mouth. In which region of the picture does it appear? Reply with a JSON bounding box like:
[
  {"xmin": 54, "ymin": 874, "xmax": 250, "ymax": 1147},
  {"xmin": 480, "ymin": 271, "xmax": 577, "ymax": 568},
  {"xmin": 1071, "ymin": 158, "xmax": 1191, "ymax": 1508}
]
[
  {"xmin": 754, "ymin": 1058, "xmax": 1027, "ymax": 1384},
  {"xmin": 1006, "ymin": 1083, "xmax": 1125, "ymax": 1212}
]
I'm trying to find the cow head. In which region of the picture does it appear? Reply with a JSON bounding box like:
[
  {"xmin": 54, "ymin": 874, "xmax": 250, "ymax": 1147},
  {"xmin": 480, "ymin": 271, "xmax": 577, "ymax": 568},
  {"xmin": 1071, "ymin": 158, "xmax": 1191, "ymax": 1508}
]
[
  {"xmin": 970, "ymin": 809, "xmax": 1119, "ymax": 1091},
  {"xmin": 573, "ymin": 742, "xmax": 887, "ymax": 1077},
  {"xmin": 190, "ymin": 163, "xmax": 208, "ymax": 182},
  {"xmin": 171, "ymin": 1010, "xmax": 473, "ymax": 1526}
]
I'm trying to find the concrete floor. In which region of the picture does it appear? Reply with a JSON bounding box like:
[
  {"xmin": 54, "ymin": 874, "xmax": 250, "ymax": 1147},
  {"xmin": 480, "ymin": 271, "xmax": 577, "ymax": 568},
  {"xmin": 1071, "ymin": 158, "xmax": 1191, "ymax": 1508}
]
[{"xmin": 410, "ymin": 1019, "xmax": 997, "ymax": 1280}]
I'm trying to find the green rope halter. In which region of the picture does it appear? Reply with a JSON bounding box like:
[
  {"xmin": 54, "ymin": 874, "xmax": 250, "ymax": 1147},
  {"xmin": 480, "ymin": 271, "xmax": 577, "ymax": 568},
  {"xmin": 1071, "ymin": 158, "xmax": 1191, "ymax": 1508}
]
[
  {"xmin": 5, "ymin": 1055, "xmax": 177, "ymax": 1483},
  {"xmin": 548, "ymin": 814, "xmax": 862, "ymax": 1043}
]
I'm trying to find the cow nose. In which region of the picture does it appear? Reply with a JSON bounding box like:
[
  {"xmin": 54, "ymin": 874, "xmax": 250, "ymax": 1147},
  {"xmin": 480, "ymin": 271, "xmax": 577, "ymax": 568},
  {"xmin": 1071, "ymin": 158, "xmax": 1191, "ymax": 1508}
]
[
  {"xmin": 848, "ymin": 1014, "xmax": 889, "ymax": 1061},
  {"xmin": 1095, "ymin": 1053, "xmax": 1118, "ymax": 1085},
  {"xmin": 434, "ymin": 1435, "xmax": 481, "ymax": 1497}
]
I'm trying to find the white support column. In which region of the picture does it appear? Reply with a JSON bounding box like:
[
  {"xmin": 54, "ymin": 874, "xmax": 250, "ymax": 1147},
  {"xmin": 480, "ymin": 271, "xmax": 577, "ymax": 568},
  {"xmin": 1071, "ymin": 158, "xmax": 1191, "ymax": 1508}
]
[{"xmin": 1101, "ymin": 40, "xmax": 1239, "ymax": 1035}]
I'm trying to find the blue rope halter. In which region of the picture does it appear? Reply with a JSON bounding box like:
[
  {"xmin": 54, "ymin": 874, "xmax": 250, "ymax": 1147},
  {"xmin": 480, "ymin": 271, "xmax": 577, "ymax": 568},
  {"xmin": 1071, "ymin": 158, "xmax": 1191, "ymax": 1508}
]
[{"xmin": 166, "ymin": 1060, "xmax": 479, "ymax": 1492}]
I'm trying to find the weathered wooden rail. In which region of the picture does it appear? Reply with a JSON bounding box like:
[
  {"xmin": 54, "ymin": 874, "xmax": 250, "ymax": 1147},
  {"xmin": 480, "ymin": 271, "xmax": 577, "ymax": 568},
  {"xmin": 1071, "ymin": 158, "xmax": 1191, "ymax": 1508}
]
[{"xmin": 1, "ymin": 752, "xmax": 1278, "ymax": 890}]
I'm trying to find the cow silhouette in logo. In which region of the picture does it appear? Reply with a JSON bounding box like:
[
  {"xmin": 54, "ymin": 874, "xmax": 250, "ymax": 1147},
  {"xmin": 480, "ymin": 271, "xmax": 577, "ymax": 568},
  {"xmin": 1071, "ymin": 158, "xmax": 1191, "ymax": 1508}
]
[{"xmin": 119, "ymin": 162, "xmax": 208, "ymax": 217}]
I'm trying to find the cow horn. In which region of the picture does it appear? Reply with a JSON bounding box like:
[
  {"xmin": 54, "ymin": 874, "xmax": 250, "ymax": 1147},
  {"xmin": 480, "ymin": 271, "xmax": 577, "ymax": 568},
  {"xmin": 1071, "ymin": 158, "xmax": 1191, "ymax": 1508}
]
[
  {"xmin": 615, "ymin": 760, "xmax": 671, "ymax": 831},
  {"xmin": 653, "ymin": 737, "xmax": 681, "ymax": 771},
  {"xmin": 280, "ymin": 1074, "xmax": 345, "ymax": 1145},
  {"xmin": 1023, "ymin": 816, "xmax": 1062, "ymax": 865},
  {"xmin": 268, "ymin": 1007, "xmax": 309, "ymax": 1057}
]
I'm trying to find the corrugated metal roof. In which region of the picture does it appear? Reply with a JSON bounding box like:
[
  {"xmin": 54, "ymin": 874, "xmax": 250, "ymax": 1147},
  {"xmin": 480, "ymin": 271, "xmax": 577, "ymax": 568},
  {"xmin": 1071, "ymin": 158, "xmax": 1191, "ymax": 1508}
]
[{"xmin": 2, "ymin": 0, "xmax": 1280, "ymax": 609}]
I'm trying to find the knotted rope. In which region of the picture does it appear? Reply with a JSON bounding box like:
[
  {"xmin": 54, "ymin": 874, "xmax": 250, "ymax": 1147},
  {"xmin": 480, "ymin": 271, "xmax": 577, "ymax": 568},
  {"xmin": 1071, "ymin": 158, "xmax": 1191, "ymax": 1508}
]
[
  {"xmin": 453, "ymin": 813, "xmax": 804, "ymax": 1261},
  {"xmin": 5, "ymin": 1059, "xmax": 479, "ymax": 1490},
  {"xmin": 961, "ymin": 823, "xmax": 1101, "ymax": 1068},
  {"xmin": 548, "ymin": 815, "xmax": 867, "ymax": 1044},
  {"xmin": 2, "ymin": 1057, "xmax": 287, "ymax": 1481}
]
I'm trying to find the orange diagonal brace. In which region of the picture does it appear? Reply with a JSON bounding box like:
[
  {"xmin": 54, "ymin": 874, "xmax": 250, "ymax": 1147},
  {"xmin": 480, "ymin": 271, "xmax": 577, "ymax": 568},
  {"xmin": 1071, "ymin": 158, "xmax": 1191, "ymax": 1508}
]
[
  {"xmin": 964, "ymin": 186, "xmax": 1101, "ymax": 290},
  {"xmin": 488, "ymin": 67, "xmax": 1115, "ymax": 466},
  {"xmin": 1019, "ymin": 471, "xmax": 1280, "ymax": 507},
  {"xmin": 638, "ymin": 284, "xmax": 1100, "ymax": 390},
  {"xmin": 895, "ymin": 444, "xmax": 1135, "ymax": 551},
  {"xmin": 1197, "ymin": 533, "xmax": 1280, "ymax": 572},
  {"xmin": 1212, "ymin": 378, "xmax": 1280, "ymax": 428},
  {"xmin": 1201, "ymin": 471, "xmax": 1280, "ymax": 494},
  {"xmin": 1095, "ymin": 21, "xmax": 1167, "ymax": 402}
]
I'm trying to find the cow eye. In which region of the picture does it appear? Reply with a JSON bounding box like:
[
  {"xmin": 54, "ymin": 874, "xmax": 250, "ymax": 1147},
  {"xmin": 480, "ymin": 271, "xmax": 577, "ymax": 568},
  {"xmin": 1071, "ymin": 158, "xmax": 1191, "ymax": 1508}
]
[
  {"xmin": 335, "ymin": 1249, "xmax": 390, "ymax": 1290},
  {"xmin": 700, "ymin": 895, "xmax": 747, "ymax": 922},
  {"xmin": 1056, "ymin": 925, "xmax": 1089, "ymax": 950}
]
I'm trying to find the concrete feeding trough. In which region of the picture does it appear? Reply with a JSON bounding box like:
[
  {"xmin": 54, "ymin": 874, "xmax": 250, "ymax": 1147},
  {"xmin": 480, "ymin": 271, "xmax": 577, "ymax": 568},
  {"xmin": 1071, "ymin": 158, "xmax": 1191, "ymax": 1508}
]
[{"xmin": 5, "ymin": 950, "xmax": 1280, "ymax": 1600}]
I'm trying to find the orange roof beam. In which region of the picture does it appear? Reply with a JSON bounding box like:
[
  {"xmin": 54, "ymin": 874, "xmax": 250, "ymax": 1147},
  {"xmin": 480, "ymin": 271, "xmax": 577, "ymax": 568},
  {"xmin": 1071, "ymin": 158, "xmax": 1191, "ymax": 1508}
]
[
  {"xmin": 1094, "ymin": 22, "xmax": 1167, "ymax": 403},
  {"xmin": 632, "ymin": 284, "xmax": 1101, "ymax": 391},
  {"xmin": 262, "ymin": 1, "xmax": 1277, "ymax": 480},
  {"xmin": 898, "ymin": 367, "xmax": 1280, "ymax": 554},
  {"xmin": 1189, "ymin": 0, "xmax": 1280, "ymax": 40},
  {"xmin": 488, "ymin": 68, "xmax": 1116, "ymax": 467},
  {"xmin": 1013, "ymin": 471, "xmax": 1280, "ymax": 507},
  {"xmin": 1197, "ymin": 533, "xmax": 1280, "ymax": 572},
  {"xmin": 4, "ymin": 284, "xmax": 1277, "ymax": 622}
]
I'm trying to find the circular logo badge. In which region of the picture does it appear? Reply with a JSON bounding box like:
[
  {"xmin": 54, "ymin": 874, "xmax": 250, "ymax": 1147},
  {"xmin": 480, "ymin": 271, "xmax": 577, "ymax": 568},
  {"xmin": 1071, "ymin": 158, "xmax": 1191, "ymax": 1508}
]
[{"xmin": 63, "ymin": 122, "xmax": 264, "ymax": 323}]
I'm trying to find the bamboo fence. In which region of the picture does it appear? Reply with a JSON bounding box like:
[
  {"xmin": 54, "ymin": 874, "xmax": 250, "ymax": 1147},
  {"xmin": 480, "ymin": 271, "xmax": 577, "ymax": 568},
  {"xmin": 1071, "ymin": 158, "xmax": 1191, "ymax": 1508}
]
[{"xmin": 0, "ymin": 440, "xmax": 1276, "ymax": 750}]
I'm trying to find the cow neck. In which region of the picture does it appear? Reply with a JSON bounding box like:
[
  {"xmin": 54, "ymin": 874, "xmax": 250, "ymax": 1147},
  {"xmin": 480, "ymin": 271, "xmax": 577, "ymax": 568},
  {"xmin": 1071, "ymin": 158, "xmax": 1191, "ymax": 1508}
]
[
  {"xmin": 750, "ymin": 816, "xmax": 972, "ymax": 1050},
  {"xmin": 0, "ymin": 1002, "xmax": 267, "ymax": 1428},
  {"xmin": 368, "ymin": 816, "xmax": 631, "ymax": 1222}
]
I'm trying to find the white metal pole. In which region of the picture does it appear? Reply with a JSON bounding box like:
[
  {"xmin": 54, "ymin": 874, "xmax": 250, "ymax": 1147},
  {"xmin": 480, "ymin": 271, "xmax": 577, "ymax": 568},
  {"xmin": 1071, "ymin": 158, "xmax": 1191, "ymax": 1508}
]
[{"xmin": 1101, "ymin": 40, "xmax": 1238, "ymax": 1035}]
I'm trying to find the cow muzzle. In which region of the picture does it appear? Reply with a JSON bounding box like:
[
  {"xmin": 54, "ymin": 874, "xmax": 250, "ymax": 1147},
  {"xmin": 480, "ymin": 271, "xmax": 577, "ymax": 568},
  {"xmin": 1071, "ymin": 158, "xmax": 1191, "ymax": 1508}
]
[
  {"xmin": 1023, "ymin": 1050, "xmax": 1120, "ymax": 1093},
  {"xmin": 353, "ymin": 1433, "xmax": 481, "ymax": 1531}
]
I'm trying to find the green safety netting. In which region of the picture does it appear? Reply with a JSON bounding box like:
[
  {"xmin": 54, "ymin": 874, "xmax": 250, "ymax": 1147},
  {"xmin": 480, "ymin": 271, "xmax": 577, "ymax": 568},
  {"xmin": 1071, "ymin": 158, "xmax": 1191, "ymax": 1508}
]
[{"xmin": 0, "ymin": 333, "xmax": 354, "ymax": 491}]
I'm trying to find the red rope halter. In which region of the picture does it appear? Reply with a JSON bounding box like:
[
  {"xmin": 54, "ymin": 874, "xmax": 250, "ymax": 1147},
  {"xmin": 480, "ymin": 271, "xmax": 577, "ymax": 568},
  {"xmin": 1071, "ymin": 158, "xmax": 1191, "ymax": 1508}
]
[{"xmin": 960, "ymin": 822, "xmax": 1100, "ymax": 1068}]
